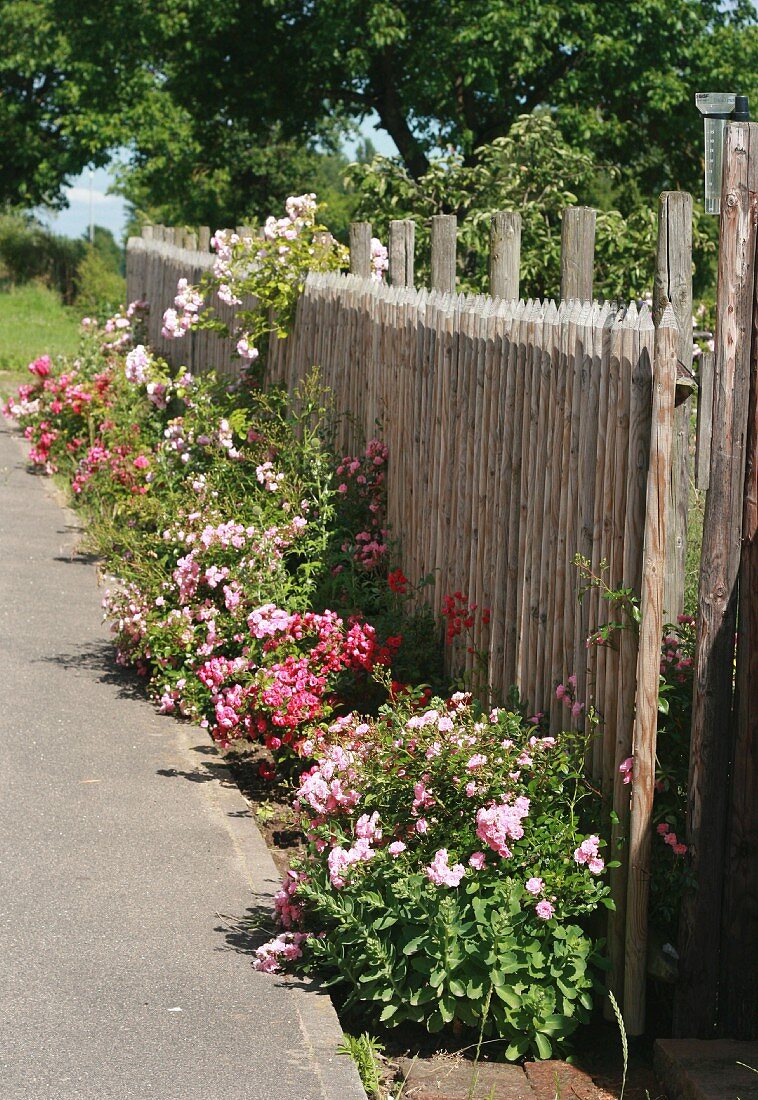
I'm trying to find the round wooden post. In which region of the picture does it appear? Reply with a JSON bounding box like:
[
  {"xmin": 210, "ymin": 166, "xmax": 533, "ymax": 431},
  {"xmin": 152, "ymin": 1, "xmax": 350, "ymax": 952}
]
[
  {"xmin": 349, "ymin": 221, "xmax": 372, "ymax": 278},
  {"xmin": 389, "ymin": 219, "xmax": 415, "ymax": 287},
  {"xmin": 430, "ymin": 214, "xmax": 457, "ymax": 294},
  {"xmin": 560, "ymin": 207, "xmax": 596, "ymax": 302},
  {"xmin": 654, "ymin": 191, "xmax": 693, "ymax": 619},
  {"xmin": 674, "ymin": 119, "xmax": 758, "ymax": 1038},
  {"xmin": 489, "ymin": 211, "xmax": 521, "ymax": 300}
]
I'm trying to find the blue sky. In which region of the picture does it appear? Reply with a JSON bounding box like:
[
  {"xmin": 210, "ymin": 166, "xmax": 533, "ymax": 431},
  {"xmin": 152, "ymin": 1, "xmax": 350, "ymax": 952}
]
[{"xmin": 36, "ymin": 115, "xmax": 399, "ymax": 244}]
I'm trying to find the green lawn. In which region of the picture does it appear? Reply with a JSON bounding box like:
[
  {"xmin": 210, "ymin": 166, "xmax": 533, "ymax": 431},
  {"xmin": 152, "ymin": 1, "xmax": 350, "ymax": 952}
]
[{"xmin": 0, "ymin": 282, "xmax": 81, "ymax": 373}]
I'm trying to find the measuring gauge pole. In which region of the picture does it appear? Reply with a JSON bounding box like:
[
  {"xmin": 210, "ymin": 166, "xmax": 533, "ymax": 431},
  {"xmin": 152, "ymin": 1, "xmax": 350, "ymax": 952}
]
[{"xmin": 695, "ymin": 93, "xmax": 750, "ymax": 214}]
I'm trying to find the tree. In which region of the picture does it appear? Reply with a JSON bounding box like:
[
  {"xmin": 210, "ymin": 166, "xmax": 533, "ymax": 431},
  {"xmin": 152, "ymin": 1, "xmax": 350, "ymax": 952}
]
[
  {"xmin": 124, "ymin": 0, "xmax": 758, "ymax": 199},
  {"xmin": 3, "ymin": 0, "xmax": 757, "ymax": 220}
]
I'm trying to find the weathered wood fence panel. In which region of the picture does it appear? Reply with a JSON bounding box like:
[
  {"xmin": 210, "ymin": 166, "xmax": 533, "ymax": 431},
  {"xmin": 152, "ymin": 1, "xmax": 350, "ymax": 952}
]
[{"xmin": 278, "ymin": 272, "xmax": 655, "ymax": 742}]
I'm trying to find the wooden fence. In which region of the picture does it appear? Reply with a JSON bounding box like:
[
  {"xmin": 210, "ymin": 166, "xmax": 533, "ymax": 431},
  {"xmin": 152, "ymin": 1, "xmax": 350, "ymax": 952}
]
[{"xmin": 126, "ymin": 200, "xmax": 698, "ymax": 1034}]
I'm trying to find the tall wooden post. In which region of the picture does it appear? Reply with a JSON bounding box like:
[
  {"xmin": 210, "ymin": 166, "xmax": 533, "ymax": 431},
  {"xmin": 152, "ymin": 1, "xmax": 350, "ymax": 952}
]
[
  {"xmin": 674, "ymin": 120, "xmax": 758, "ymax": 1038},
  {"xmin": 389, "ymin": 219, "xmax": 415, "ymax": 287},
  {"xmin": 489, "ymin": 212, "xmax": 521, "ymax": 300},
  {"xmin": 560, "ymin": 207, "xmax": 596, "ymax": 302},
  {"xmin": 719, "ymin": 234, "xmax": 758, "ymax": 1039},
  {"xmin": 198, "ymin": 226, "xmax": 211, "ymax": 252},
  {"xmin": 430, "ymin": 214, "xmax": 457, "ymax": 294},
  {"xmin": 623, "ymin": 308, "xmax": 678, "ymax": 1035},
  {"xmin": 654, "ymin": 191, "xmax": 693, "ymax": 619},
  {"xmin": 349, "ymin": 221, "xmax": 372, "ymax": 278}
]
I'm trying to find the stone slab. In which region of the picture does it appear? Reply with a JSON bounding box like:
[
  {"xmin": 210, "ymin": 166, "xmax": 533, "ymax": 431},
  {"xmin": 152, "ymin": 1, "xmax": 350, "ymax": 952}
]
[
  {"xmin": 655, "ymin": 1039, "xmax": 758, "ymax": 1100},
  {"xmin": 395, "ymin": 1054, "xmax": 535, "ymax": 1100}
]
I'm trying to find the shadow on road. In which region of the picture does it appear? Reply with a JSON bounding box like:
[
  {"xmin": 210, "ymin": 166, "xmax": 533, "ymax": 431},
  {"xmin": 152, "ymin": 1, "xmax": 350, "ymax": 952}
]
[
  {"xmin": 36, "ymin": 639, "xmax": 147, "ymax": 701},
  {"xmin": 214, "ymin": 904, "xmax": 276, "ymax": 955}
]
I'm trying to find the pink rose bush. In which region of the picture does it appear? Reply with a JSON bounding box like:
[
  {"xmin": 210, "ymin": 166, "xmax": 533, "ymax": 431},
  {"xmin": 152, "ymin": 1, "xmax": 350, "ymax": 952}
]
[
  {"xmin": 161, "ymin": 194, "xmax": 348, "ymax": 367},
  {"xmin": 254, "ymin": 690, "xmax": 610, "ymax": 1060}
]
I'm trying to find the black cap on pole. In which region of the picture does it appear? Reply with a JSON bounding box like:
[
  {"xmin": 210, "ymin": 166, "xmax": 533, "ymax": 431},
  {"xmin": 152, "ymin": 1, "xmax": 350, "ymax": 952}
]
[{"xmin": 733, "ymin": 95, "xmax": 750, "ymax": 121}]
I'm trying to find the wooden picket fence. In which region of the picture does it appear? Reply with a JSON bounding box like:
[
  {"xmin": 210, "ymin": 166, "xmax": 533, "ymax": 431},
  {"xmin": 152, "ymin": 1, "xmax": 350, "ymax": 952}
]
[{"xmin": 126, "ymin": 201, "xmax": 691, "ymax": 1035}]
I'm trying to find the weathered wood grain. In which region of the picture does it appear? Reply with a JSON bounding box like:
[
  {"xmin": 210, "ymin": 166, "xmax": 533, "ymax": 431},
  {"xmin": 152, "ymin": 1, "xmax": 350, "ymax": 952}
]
[{"xmin": 624, "ymin": 307, "xmax": 678, "ymax": 1035}]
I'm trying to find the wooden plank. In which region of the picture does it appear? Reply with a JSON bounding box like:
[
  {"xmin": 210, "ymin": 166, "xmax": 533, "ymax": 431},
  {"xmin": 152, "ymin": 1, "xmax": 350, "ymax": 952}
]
[
  {"xmin": 674, "ymin": 120, "xmax": 758, "ymax": 1039},
  {"xmin": 503, "ymin": 300, "xmax": 531, "ymax": 691},
  {"xmin": 349, "ymin": 222, "xmax": 372, "ymax": 277},
  {"xmin": 597, "ymin": 310, "xmax": 624, "ymax": 786},
  {"xmin": 548, "ymin": 301, "xmax": 573, "ymax": 733},
  {"xmin": 623, "ymin": 306, "xmax": 678, "ymax": 1035},
  {"xmin": 525, "ymin": 304, "xmax": 552, "ymax": 711},
  {"xmin": 573, "ymin": 302, "xmax": 601, "ymax": 720},
  {"xmin": 560, "ymin": 207, "xmax": 597, "ymax": 303},
  {"xmin": 490, "ymin": 302, "xmax": 523, "ymax": 693},
  {"xmin": 489, "ymin": 212, "xmax": 521, "ymax": 301},
  {"xmin": 514, "ymin": 301, "xmax": 542, "ymax": 700},
  {"xmin": 654, "ymin": 191, "xmax": 693, "ymax": 619},
  {"xmin": 431, "ymin": 215, "xmax": 457, "ymax": 294},
  {"xmin": 695, "ymin": 351, "xmax": 714, "ymax": 491},
  {"xmin": 562, "ymin": 301, "xmax": 589, "ymax": 715},
  {"xmin": 534, "ymin": 300, "xmax": 560, "ymax": 710}
]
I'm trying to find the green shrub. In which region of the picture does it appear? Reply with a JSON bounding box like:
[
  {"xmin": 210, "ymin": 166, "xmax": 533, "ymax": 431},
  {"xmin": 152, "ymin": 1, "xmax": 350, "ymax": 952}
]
[{"xmin": 75, "ymin": 246, "xmax": 126, "ymax": 317}]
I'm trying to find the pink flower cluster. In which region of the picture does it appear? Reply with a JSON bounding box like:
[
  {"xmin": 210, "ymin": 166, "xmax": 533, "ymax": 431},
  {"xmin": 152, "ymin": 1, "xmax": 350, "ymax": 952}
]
[
  {"xmin": 475, "ymin": 796, "xmax": 530, "ymax": 859},
  {"xmin": 573, "ymin": 835, "xmax": 605, "ymax": 875},
  {"xmin": 656, "ymin": 822, "xmax": 687, "ymax": 857},
  {"xmin": 102, "ymin": 300, "xmax": 148, "ymax": 351},
  {"xmin": 274, "ymin": 870, "xmax": 307, "ymax": 929},
  {"xmin": 425, "ymin": 849, "xmax": 466, "ymax": 887},
  {"xmin": 661, "ymin": 620, "xmax": 695, "ymax": 682},
  {"xmin": 71, "ymin": 442, "xmax": 152, "ymax": 497},
  {"xmin": 124, "ymin": 344, "xmax": 151, "ymax": 384},
  {"xmin": 3, "ymin": 360, "xmax": 112, "ymax": 473},
  {"xmin": 253, "ymin": 931, "xmax": 311, "ymax": 973},
  {"xmin": 162, "ymin": 278, "xmax": 203, "ymax": 339},
  {"xmin": 619, "ymin": 756, "xmax": 634, "ymax": 785},
  {"xmin": 199, "ymin": 608, "xmax": 396, "ymax": 749},
  {"xmin": 555, "ymin": 673, "xmax": 585, "ymax": 720},
  {"xmin": 370, "ymin": 238, "xmax": 389, "ymax": 282},
  {"xmin": 335, "ymin": 440, "xmax": 389, "ymax": 571}
]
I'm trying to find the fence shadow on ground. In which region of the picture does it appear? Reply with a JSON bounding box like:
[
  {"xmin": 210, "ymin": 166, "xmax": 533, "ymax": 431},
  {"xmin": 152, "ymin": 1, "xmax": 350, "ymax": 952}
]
[
  {"xmin": 37, "ymin": 639, "xmax": 147, "ymax": 702},
  {"xmin": 213, "ymin": 904, "xmax": 276, "ymax": 955}
]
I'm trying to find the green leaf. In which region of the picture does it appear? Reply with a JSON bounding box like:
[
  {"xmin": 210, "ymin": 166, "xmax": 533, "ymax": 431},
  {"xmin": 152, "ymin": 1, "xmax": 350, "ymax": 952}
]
[
  {"xmin": 494, "ymin": 985, "xmax": 521, "ymax": 1009},
  {"xmin": 403, "ymin": 935, "xmax": 427, "ymax": 956},
  {"xmin": 426, "ymin": 1010, "xmax": 446, "ymax": 1033},
  {"xmin": 534, "ymin": 1032, "xmax": 553, "ymax": 1059}
]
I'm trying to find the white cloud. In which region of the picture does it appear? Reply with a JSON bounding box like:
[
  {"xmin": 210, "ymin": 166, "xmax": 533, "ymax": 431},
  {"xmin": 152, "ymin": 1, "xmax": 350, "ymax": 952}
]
[{"xmin": 65, "ymin": 186, "xmax": 122, "ymax": 206}]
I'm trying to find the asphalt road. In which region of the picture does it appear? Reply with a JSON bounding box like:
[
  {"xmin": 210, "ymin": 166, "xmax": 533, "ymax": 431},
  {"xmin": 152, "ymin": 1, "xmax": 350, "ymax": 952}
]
[{"xmin": 0, "ymin": 418, "xmax": 364, "ymax": 1100}]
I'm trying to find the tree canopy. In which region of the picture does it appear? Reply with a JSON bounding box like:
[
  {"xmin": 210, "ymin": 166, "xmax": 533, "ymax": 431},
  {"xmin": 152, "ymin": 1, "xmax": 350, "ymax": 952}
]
[{"xmin": 2, "ymin": 0, "xmax": 757, "ymax": 223}]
